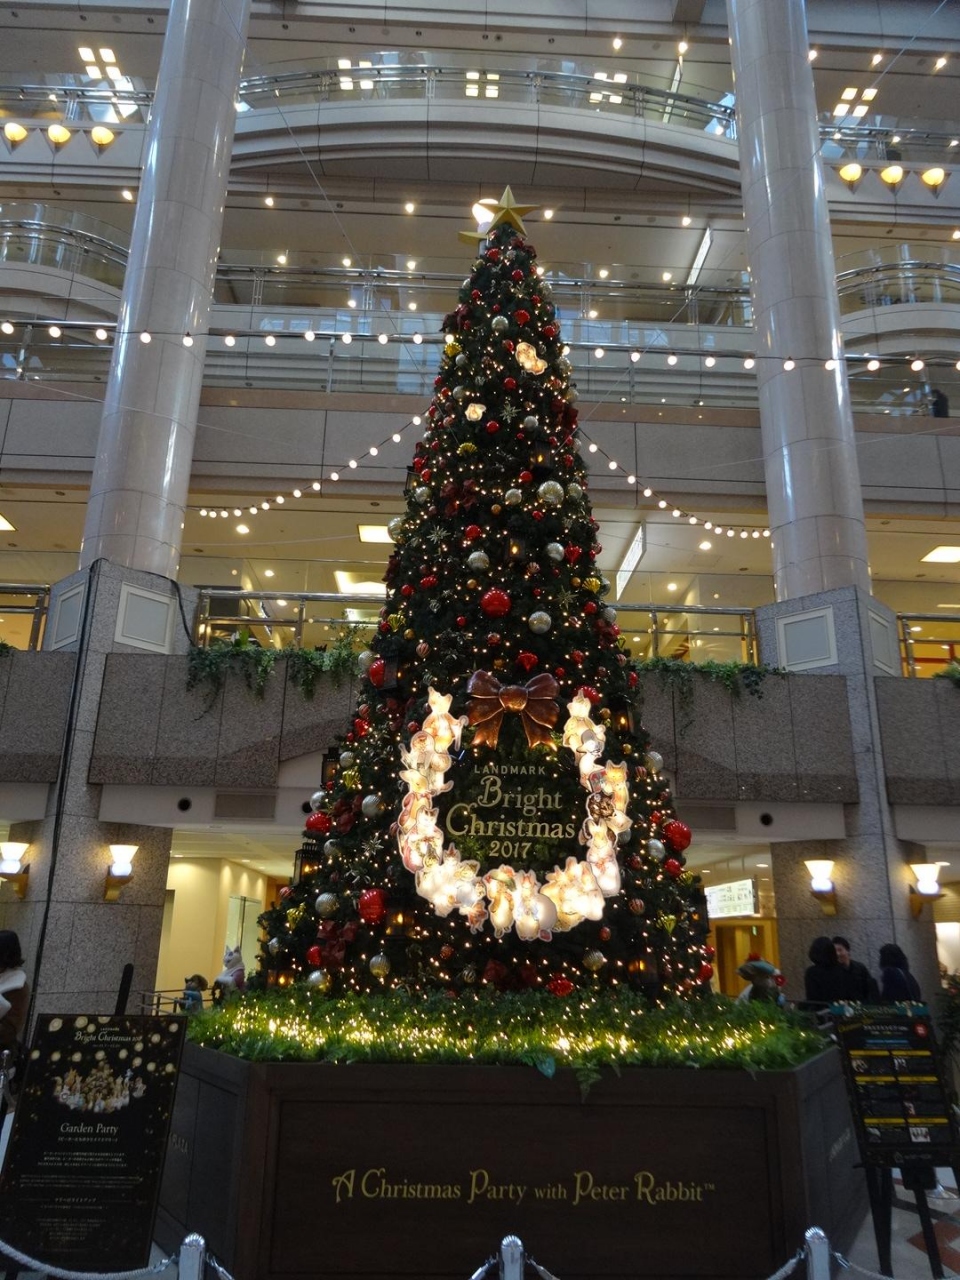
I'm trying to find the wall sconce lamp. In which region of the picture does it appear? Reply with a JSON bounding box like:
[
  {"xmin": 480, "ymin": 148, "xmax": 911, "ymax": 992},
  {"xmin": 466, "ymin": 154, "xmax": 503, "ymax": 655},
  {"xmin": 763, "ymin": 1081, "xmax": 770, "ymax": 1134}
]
[
  {"xmin": 837, "ymin": 162, "xmax": 863, "ymax": 192},
  {"xmin": 2, "ymin": 121, "xmax": 28, "ymax": 151},
  {"xmin": 909, "ymin": 863, "xmax": 945, "ymax": 917},
  {"xmin": 879, "ymin": 164, "xmax": 904, "ymax": 191},
  {"xmin": 46, "ymin": 123, "xmax": 72, "ymax": 152},
  {"xmin": 805, "ymin": 859, "xmax": 838, "ymax": 915},
  {"xmin": 105, "ymin": 844, "xmax": 138, "ymax": 901},
  {"xmin": 920, "ymin": 167, "xmax": 946, "ymax": 197},
  {"xmin": 89, "ymin": 125, "xmax": 116, "ymax": 154},
  {"xmin": 0, "ymin": 842, "xmax": 30, "ymax": 899}
]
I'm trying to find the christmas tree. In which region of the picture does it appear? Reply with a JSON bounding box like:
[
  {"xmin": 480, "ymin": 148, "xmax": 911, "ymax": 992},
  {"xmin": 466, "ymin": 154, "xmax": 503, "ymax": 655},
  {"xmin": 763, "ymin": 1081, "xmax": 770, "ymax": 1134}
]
[{"xmin": 256, "ymin": 189, "xmax": 712, "ymax": 1000}]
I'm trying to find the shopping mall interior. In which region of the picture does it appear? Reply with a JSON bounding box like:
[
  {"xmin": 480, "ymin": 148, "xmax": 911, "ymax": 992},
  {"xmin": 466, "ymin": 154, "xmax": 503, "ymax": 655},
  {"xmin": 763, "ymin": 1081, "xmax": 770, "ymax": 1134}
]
[{"xmin": 0, "ymin": 0, "xmax": 957, "ymax": 1009}]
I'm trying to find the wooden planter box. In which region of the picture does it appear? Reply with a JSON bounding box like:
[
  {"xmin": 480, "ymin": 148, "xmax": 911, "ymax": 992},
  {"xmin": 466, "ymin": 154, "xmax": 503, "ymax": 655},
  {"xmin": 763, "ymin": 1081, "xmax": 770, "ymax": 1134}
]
[{"xmin": 156, "ymin": 1043, "xmax": 866, "ymax": 1280}]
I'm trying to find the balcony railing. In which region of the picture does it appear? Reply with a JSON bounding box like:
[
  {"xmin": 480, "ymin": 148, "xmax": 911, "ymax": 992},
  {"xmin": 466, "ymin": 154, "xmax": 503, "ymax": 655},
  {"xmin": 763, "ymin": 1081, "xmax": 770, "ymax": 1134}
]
[
  {"xmin": 898, "ymin": 613, "xmax": 960, "ymax": 677},
  {"xmin": 0, "ymin": 583, "xmax": 50, "ymax": 650}
]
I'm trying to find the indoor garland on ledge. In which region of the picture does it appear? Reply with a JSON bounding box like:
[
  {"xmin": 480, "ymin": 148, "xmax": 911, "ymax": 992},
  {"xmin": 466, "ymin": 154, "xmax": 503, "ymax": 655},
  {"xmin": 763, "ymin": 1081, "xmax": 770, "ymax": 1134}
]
[
  {"xmin": 934, "ymin": 660, "xmax": 960, "ymax": 690},
  {"xmin": 185, "ymin": 625, "xmax": 362, "ymax": 710},
  {"xmin": 188, "ymin": 989, "xmax": 826, "ymax": 1074}
]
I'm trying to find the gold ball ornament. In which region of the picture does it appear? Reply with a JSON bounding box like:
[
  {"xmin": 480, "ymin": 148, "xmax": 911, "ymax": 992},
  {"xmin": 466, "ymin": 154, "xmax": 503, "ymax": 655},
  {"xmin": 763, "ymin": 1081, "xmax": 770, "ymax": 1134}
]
[
  {"xmin": 583, "ymin": 948, "xmax": 607, "ymax": 973},
  {"xmin": 491, "ymin": 504, "xmax": 502, "ymax": 515},
  {"xmin": 315, "ymin": 893, "xmax": 338, "ymax": 918},
  {"xmin": 571, "ymin": 577, "xmax": 581, "ymax": 588},
  {"xmin": 467, "ymin": 579, "xmax": 478, "ymax": 590},
  {"xmin": 369, "ymin": 953, "xmax": 392, "ymax": 980},
  {"xmin": 404, "ymin": 628, "xmax": 415, "ymax": 640}
]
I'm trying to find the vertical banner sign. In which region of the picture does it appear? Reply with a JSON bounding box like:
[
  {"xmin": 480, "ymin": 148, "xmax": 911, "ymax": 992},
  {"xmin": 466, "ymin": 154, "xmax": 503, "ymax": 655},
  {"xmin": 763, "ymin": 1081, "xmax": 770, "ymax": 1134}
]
[
  {"xmin": 0, "ymin": 1014, "xmax": 186, "ymax": 1270},
  {"xmin": 836, "ymin": 1012, "xmax": 960, "ymax": 1167}
]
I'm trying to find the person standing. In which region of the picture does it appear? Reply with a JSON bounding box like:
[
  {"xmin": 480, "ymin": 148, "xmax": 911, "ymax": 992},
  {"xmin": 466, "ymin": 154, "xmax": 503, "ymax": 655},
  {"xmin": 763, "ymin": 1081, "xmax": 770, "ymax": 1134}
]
[
  {"xmin": 0, "ymin": 930, "xmax": 28, "ymax": 1052},
  {"xmin": 833, "ymin": 936, "xmax": 880, "ymax": 1002},
  {"xmin": 878, "ymin": 943, "xmax": 922, "ymax": 1003},
  {"xmin": 804, "ymin": 935, "xmax": 851, "ymax": 1004}
]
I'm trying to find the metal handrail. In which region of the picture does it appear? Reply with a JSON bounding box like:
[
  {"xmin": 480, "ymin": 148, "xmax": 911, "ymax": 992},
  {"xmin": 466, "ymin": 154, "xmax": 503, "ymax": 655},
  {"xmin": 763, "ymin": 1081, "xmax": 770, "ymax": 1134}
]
[{"xmin": 897, "ymin": 612, "xmax": 960, "ymax": 677}]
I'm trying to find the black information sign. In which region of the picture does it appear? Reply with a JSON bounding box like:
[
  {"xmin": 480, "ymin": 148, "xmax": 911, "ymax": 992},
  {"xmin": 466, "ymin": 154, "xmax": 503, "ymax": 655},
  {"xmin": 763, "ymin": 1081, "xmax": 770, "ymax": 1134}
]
[
  {"xmin": 0, "ymin": 1013, "xmax": 186, "ymax": 1270},
  {"xmin": 836, "ymin": 1010, "xmax": 960, "ymax": 1168}
]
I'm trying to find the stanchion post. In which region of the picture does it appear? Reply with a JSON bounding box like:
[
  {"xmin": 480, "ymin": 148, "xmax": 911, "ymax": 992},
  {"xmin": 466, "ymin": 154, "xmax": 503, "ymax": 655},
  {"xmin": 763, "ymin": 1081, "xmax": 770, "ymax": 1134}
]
[
  {"xmin": 178, "ymin": 1232, "xmax": 206, "ymax": 1280},
  {"xmin": 804, "ymin": 1227, "xmax": 831, "ymax": 1280},
  {"xmin": 499, "ymin": 1235, "xmax": 524, "ymax": 1280}
]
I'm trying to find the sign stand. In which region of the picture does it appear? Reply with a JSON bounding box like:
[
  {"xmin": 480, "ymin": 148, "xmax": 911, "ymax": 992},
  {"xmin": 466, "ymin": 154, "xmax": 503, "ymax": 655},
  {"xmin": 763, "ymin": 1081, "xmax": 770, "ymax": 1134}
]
[{"xmin": 837, "ymin": 1010, "xmax": 960, "ymax": 1280}]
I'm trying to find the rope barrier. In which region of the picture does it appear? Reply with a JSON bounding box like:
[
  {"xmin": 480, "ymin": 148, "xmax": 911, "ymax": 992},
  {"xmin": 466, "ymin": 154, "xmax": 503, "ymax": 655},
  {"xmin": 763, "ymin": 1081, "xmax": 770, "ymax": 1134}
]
[{"xmin": 0, "ymin": 1239, "xmax": 177, "ymax": 1280}]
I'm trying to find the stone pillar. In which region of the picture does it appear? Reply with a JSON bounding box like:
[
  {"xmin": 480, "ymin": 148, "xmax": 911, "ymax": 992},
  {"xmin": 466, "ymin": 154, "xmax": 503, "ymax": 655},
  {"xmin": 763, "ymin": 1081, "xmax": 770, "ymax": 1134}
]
[
  {"xmin": 80, "ymin": 0, "xmax": 251, "ymax": 577},
  {"xmin": 726, "ymin": 0, "xmax": 871, "ymax": 600}
]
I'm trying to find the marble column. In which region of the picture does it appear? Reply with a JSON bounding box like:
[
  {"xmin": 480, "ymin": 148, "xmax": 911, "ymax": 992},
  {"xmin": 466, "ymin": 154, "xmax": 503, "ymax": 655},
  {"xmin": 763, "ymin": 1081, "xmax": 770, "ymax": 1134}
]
[
  {"xmin": 79, "ymin": 0, "xmax": 251, "ymax": 577},
  {"xmin": 726, "ymin": 0, "xmax": 871, "ymax": 601}
]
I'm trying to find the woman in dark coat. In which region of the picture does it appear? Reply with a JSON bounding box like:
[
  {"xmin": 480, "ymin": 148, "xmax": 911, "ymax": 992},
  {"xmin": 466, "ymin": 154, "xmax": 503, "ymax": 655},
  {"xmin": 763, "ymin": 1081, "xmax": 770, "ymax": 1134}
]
[
  {"xmin": 878, "ymin": 943, "xmax": 922, "ymax": 1003},
  {"xmin": 804, "ymin": 934, "xmax": 851, "ymax": 1004}
]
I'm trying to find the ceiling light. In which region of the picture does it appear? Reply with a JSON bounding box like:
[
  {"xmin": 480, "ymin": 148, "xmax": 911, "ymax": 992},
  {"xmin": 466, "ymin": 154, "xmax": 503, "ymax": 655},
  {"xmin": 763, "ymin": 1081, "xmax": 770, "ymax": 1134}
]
[
  {"xmin": 78, "ymin": 46, "xmax": 95, "ymax": 61},
  {"xmin": 824, "ymin": 358, "xmax": 837, "ymax": 370},
  {"xmin": 236, "ymin": 524, "xmax": 249, "ymax": 534},
  {"xmin": 594, "ymin": 347, "xmax": 604, "ymax": 359},
  {"xmin": 667, "ymin": 353, "xmax": 678, "ymax": 365},
  {"xmin": 105, "ymin": 65, "xmax": 122, "ymax": 82},
  {"xmin": 953, "ymin": 229, "xmax": 960, "ymax": 240},
  {"xmin": 334, "ymin": 571, "xmax": 387, "ymax": 596},
  {"xmin": 743, "ymin": 356, "xmax": 755, "ymax": 369},
  {"xmin": 48, "ymin": 324, "xmax": 62, "ymax": 338},
  {"xmin": 861, "ymin": 87, "xmax": 878, "ymax": 101},
  {"xmin": 613, "ymin": 37, "xmax": 622, "ymax": 50},
  {"xmin": 542, "ymin": 208, "xmax": 554, "ymax": 220},
  {"xmin": 841, "ymin": 87, "xmax": 858, "ymax": 101},
  {"xmin": 587, "ymin": 309, "xmax": 598, "ymax": 319},
  {"xmin": 264, "ymin": 194, "xmax": 274, "ymax": 207},
  {"xmin": 342, "ymin": 332, "xmax": 353, "ymax": 343},
  {"xmin": 867, "ymin": 358, "xmax": 880, "ymax": 371},
  {"xmin": 662, "ymin": 271, "xmax": 672, "ymax": 282},
  {"xmin": 264, "ymin": 334, "xmax": 276, "ymax": 346},
  {"xmin": 678, "ymin": 40, "xmax": 689, "ymax": 55},
  {"xmin": 808, "ymin": 49, "xmax": 818, "ymax": 61},
  {"xmin": 681, "ymin": 214, "xmax": 692, "ymax": 226},
  {"xmin": 404, "ymin": 202, "xmax": 415, "ymax": 213},
  {"xmin": 378, "ymin": 333, "xmax": 388, "ymax": 344},
  {"xmin": 852, "ymin": 104, "xmax": 868, "ymax": 118},
  {"xmin": 598, "ymin": 268, "xmax": 609, "ymax": 279},
  {"xmin": 264, "ymin": 569, "xmax": 275, "ymax": 578},
  {"xmin": 871, "ymin": 53, "xmax": 883, "ymax": 66},
  {"xmin": 408, "ymin": 301, "xmax": 417, "ymax": 311},
  {"xmin": 910, "ymin": 358, "xmax": 925, "ymax": 371},
  {"xmin": 85, "ymin": 65, "xmax": 101, "ymax": 79},
  {"xmin": 832, "ymin": 103, "xmax": 849, "ymax": 117},
  {"xmin": 412, "ymin": 333, "xmax": 422, "ymax": 344},
  {"xmin": 182, "ymin": 333, "xmax": 193, "ymax": 347},
  {"xmin": 303, "ymin": 329, "xmax": 315, "ymax": 341},
  {"xmin": 347, "ymin": 298, "xmax": 357, "ymax": 308},
  {"xmin": 358, "ymin": 524, "xmax": 393, "ymax": 543},
  {"xmin": 0, "ymin": 513, "xmax": 16, "ymax": 532},
  {"xmin": 406, "ymin": 259, "xmax": 416, "ymax": 270},
  {"xmin": 667, "ymin": 582, "xmax": 678, "ymax": 592},
  {"xmin": 277, "ymin": 253, "xmax": 287, "ymax": 265},
  {"xmin": 699, "ymin": 540, "xmax": 712, "ymax": 551},
  {"xmin": 224, "ymin": 334, "xmax": 236, "ymax": 347},
  {"xmin": 121, "ymin": 188, "xmax": 134, "ymax": 201},
  {"xmin": 94, "ymin": 327, "xmax": 107, "ymax": 341},
  {"xmin": 921, "ymin": 547, "xmax": 960, "ymax": 563},
  {"xmin": 935, "ymin": 57, "xmax": 947, "ymax": 71},
  {"xmin": 99, "ymin": 47, "xmax": 115, "ymax": 62},
  {"xmin": 783, "ymin": 357, "xmax": 795, "ymax": 370},
  {"xmin": 90, "ymin": 125, "xmax": 115, "ymax": 149},
  {"xmin": 704, "ymin": 355, "xmax": 716, "ymax": 367}
]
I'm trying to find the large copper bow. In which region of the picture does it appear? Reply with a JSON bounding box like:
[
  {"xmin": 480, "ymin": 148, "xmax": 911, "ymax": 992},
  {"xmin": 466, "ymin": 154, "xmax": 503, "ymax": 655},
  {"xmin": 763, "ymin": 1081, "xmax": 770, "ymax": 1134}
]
[{"xmin": 467, "ymin": 670, "xmax": 560, "ymax": 749}]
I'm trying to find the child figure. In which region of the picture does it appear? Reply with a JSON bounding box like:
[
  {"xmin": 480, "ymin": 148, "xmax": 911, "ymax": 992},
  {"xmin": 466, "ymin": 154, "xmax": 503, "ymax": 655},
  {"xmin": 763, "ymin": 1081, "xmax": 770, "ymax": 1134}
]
[{"xmin": 178, "ymin": 974, "xmax": 208, "ymax": 1014}]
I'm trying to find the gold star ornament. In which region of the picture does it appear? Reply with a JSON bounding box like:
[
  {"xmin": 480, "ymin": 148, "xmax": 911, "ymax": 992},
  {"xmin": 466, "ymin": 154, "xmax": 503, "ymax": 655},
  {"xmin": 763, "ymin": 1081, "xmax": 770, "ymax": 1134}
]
[{"xmin": 458, "ymin": 185, "xmax": 539, "ymax": 244}]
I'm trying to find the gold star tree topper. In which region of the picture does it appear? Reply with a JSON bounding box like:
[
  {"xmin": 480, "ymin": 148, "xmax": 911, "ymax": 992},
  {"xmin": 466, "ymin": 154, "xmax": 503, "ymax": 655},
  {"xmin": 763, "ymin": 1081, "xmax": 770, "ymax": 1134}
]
[{"xmin": 458, "ymin": 185, "xmax": 539, "ymax": 244}]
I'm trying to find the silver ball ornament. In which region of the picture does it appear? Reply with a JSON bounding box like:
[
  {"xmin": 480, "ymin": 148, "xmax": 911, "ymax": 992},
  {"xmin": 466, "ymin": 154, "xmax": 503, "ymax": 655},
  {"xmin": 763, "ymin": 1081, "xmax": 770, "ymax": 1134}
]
[
  {"xmin": 369, "ymin": 953, "xmax": 392, "ymax": 980},
  {"xmin": 648, "ymin": 839, "xmax": 666, "ymax": 859},
  {"xmin": 566, "ymin": 483, "xmax": 584, "ymax": 501},
  {"xmin": 413, "ymin": 485, "xmax": 431, "ymax": 505},
  {"xmin": 361, "ymin": 794, "xmax": 383, "ymax": 818},
  {"xmin": 315, "ymin": 892, "xmax": 338, "ymax": 918},
  {"xmin": 356, "ymin": 650, "xmax": 374, "ymax": 674},
  {"xmin": 566, "ymin": 388, "xmax": 579, "ymax": 404},
  {"xmin": 505, "ymin": 489, "xmax": 523, "ymax": 506},
  {"xmin": 323, "ymin": 840, "xmax": 341, "ymax": 857},
  {"xmin": 491, "ymin": 316, "xmax": 509, "ymax": 333},
  {"xmin": 602, "ymin": 607, "xmax": 618, "ymax": 624},
  {"xmin": 268, "ymin": 937, "xmax": 280, "ymax": 955},
  {"xmin": 452, "ymin": 384, "xmax": 467, "ymax": 401},
  {"xmin": 545, "ymin": 542, "xmax": 564, "ymax": 562},
  {"xmin": 306, "ymin": 969, "xmax": 333, "ymax": 993},
  {"xmin": 455, "ymin": 352, "xmax": 468, "ymax": 367},
  {"xmin": 387, "ymin": 517, "xmax": 404, "ymax": 541},
  {"xmin": 528, "ymin": 611, "xmax": 552, "ymax": 635},
  {"xmin": 522, "ymin": 415, "xmax": 539, "ymax": 431},
  {"xmin": 309, "ymin": 790, "xmax": 326, "ymax": 811},
  {"xmin": 583, "ymin": 948, "xmax": 607, "ymax": 973},
  {"xmin": 645, "ymin": 750, "xmax": 664, "ymax": 773},
  {"xmin": 339, "ymin": 751, "xmax": 355, "ymax": 768},
  {"xmin": 467, "ymin": 551, "xmax": 490, "ymax": 572},
  {"xmin": 537, "ymin": 480, "xmax": 564, "ymax": 506}
]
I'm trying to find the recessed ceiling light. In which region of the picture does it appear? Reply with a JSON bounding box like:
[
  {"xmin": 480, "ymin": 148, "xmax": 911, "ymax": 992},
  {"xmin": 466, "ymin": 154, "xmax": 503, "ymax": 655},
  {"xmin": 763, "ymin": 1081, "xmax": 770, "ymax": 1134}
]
[
  {"xmin": 612, "ymin": 36, "xmax": 622, "ymax": 50},
  {"xmin": 662, "ymin": 271, "xmax": 672, "ymax": 282},
  {"xmin": 404, "ymin": 201, "xmax": 415, "ymax": 213},
  {"xmin": 667, "ymin": 582, "xmax": 678, "ymax": 591},
  {"xmin": 99, "ymin": 47, "xmax": 115, "ymax": 62},
  {"xmin": 808, "ymin": 49, "xmax": 818, "ymax": 61},
  {"xmin": 598, "ymin": 267, "xmax": 609, "ymax": 279},
  {"xmin": 921, "ymin": 546, "xmax": 960, "ymax": 563},
  {"xmin": 78, "ymin": 46, "xmax": 95, "ymax": 61},
  {"xmin": 263, "ymin": 569, "xmax": 275, "ymax": 577},
  {"xmin": 935, "ymin": 56, "xmax": 948, "ymax": 71},
  {"xmin": 0, "ymin": 513, "xmax": 15, "ymax": 532},
  {"xmin": 406, "ymin": 259, "xmax": 416, "ymax": 270},
  {"xmin": 342, "ymin": 257, "xmax": 352, "ymax": 267},
  {"xmin": 358, "ymin": 524, "xmax": 393, "ymax": 543},
  {"xmin": 543, "ymin": 208, "xmax": 554, "ymax": 220},
  {"xmin": 264, "ymin": 195, "xmax": 274, "ymax": 207},
  {"xmin": 121, "ymin": 188, "xmax": 134, "ymax": 201},
  {"xmin": 699, "ymin": 540, "xmax": 712, "ymax": 551},
  {"xmin": 236, "ymin": 524, "xmax": 249, "ymax": 534},
  {"xmin": 841, "ymin": 86, "xmax": 858, "ymax": 100},
  {"xmin": 871, "ymin": 53, "xmax": 883, "ymax": 66}
]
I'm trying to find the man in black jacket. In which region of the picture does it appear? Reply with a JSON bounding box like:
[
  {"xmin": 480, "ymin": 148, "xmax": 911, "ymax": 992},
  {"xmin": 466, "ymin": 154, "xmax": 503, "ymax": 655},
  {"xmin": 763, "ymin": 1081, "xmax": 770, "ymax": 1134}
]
[{"xmin": 833, "ymin": 936, "xmax": 880, "ymax": 1003}]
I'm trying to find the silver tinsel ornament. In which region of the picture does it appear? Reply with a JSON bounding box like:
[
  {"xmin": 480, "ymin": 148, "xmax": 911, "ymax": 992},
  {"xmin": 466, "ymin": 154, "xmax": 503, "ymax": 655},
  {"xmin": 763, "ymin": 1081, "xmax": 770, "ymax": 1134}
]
[
  {"xmin": 505, "ymin": 488, "xmax": 523, "ymax": 506},
  {"xmin": 537, "ymin": 480, "xmax": 564, "ymax": 506},
  {"xmin": 528, "ymin": 611, "xmax": 552, "ymax": 634},
  {"xmin": 467, "ymin": 551, "xmax": 490, "ymax": 572}
]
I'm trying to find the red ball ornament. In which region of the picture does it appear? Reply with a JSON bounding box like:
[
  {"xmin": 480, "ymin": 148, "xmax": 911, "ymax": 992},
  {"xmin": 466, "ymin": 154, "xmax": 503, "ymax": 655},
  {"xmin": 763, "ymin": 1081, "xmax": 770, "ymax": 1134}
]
[
  {"xmin": 464, "ymin": 524, "xmax": 482, "ymax": 542},
  {"xmin": 305, "ymin": 811, "xmax": 332, "ymax": 834},
  {"xmin": 571, "ymin": 650, "xmax": 584, "ymax": 664},
  {"xmin": 662, "ymin": 819, "xmax": 692, "ymax": 853},
  {"xmin": 306, "ymin": 945, "xmax": 323, "ymax": 967},
  {"xmin": 599, "ymin": 926, "xmax": 611, "ymax": 942},
  {"xmin": 487, "ymin": 632, "xmax": 502, "ymax": 647},
  {"xmin": 358, "ymin": 888, "xmax": 388, "ymax": 925},
  {"xmin": 456, "ymin": 616, "xmax": 468, "ymax": 627},
  {"xmin": 368, "ymin": 658, "xmax": 386, "ymax": 687},
  {"xmin": 663, "ymin": 858, "xmax": 683, "ymax": 878},
  {"xmin": 486, "ymin": 247, "xmax": 501, "ymax": 262},
  {"xmin": 471, "ymin": 289, "xmax": 481, "ymax": 301},
  {"xmin": 511, "ymin": 268, "xmax": 524, "ymax": 282},
  {"xmin": 579, "ymin": 685, "xmax": 601, "ymax": 704},
  {"xmin": 503, "ymin": 377, "xmax": 517, "ymax": 391},
  {"xmin": 407, "ymin": 721, "xmax": 420, "ymax": 734},
  {"xmin": 480, "ymin": 588, "xmax": 511, "ymax": 618},
  {"xmin": 354, "ymin": 719, "xmax": 370, "ymax": 738},
  {"xmin": 564, "ymin": 545, "xmax": 582, "ymax": 564},
  {"xmin": 628, "ymin": 671, "xmax": 639, "ymax": 688},
  {"xmin": 412, "ymin": 457, "xmax": 424, "ymax": 472},
  {"xmin": 543, "ymin": 323, "xmax": 557, "ymax": 339},
  {"xmin": 562, "ymin": 454, "xmax": 574, "ymax": 468},
  {"xmin": 503, "ymin": 339, "xmax": 515, "ymax": 353},
  {"xmin": 532, "ymin": 510, "xmax": 543, "ymax": 521},
  {"xmin": 419, "ymin": 575, "xmax": 438, "ymax": 590},
  {"xmin": 486, "ymin": 420, "xmax": 500, "ymax": 435},
  {"xmin": 514, "ymin": 309, "xmax": 530, "ymax": 326},
  {"xmin": 584, "ymin": 601, "xmax": 598, "ymax": 615},
  {"xmin": 547, "ymin": 975, "xmax": 574, "ymax": 997},
  {"xmin": 554, "ymin": 666, "xmax": 566, "ymax": 678},
  {"xmin": 401, "ymin": 583, "xmax": 414, "ymax": 598},
  {"xmin": 698, "ymin": 963, "xmax": 715, "ymax": 983},
  {"xmin": 420, "ymin": 468, "xmax": 432, "ymax": 482},
  {"xmin": 704, "ymin": 945, "xmax": 716, "ymax": 961},
  {"xmin": 278, "ymin": 885, "xmax": 293, "ymax": 900},
  {"xmin": 516, "ymin": 651, "xmax": 538, "ymax": 672},
  {"xmin": 519, "ymin": 470, "xmax": 533, "ymax": 484}
]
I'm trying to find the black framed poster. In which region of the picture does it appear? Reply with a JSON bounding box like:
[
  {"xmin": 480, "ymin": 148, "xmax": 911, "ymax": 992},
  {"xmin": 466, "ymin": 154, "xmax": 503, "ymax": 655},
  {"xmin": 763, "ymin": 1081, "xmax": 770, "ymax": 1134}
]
[{"xmin": 0, "ymin": 1014, "xmax": 186, "ymax": 1270}]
